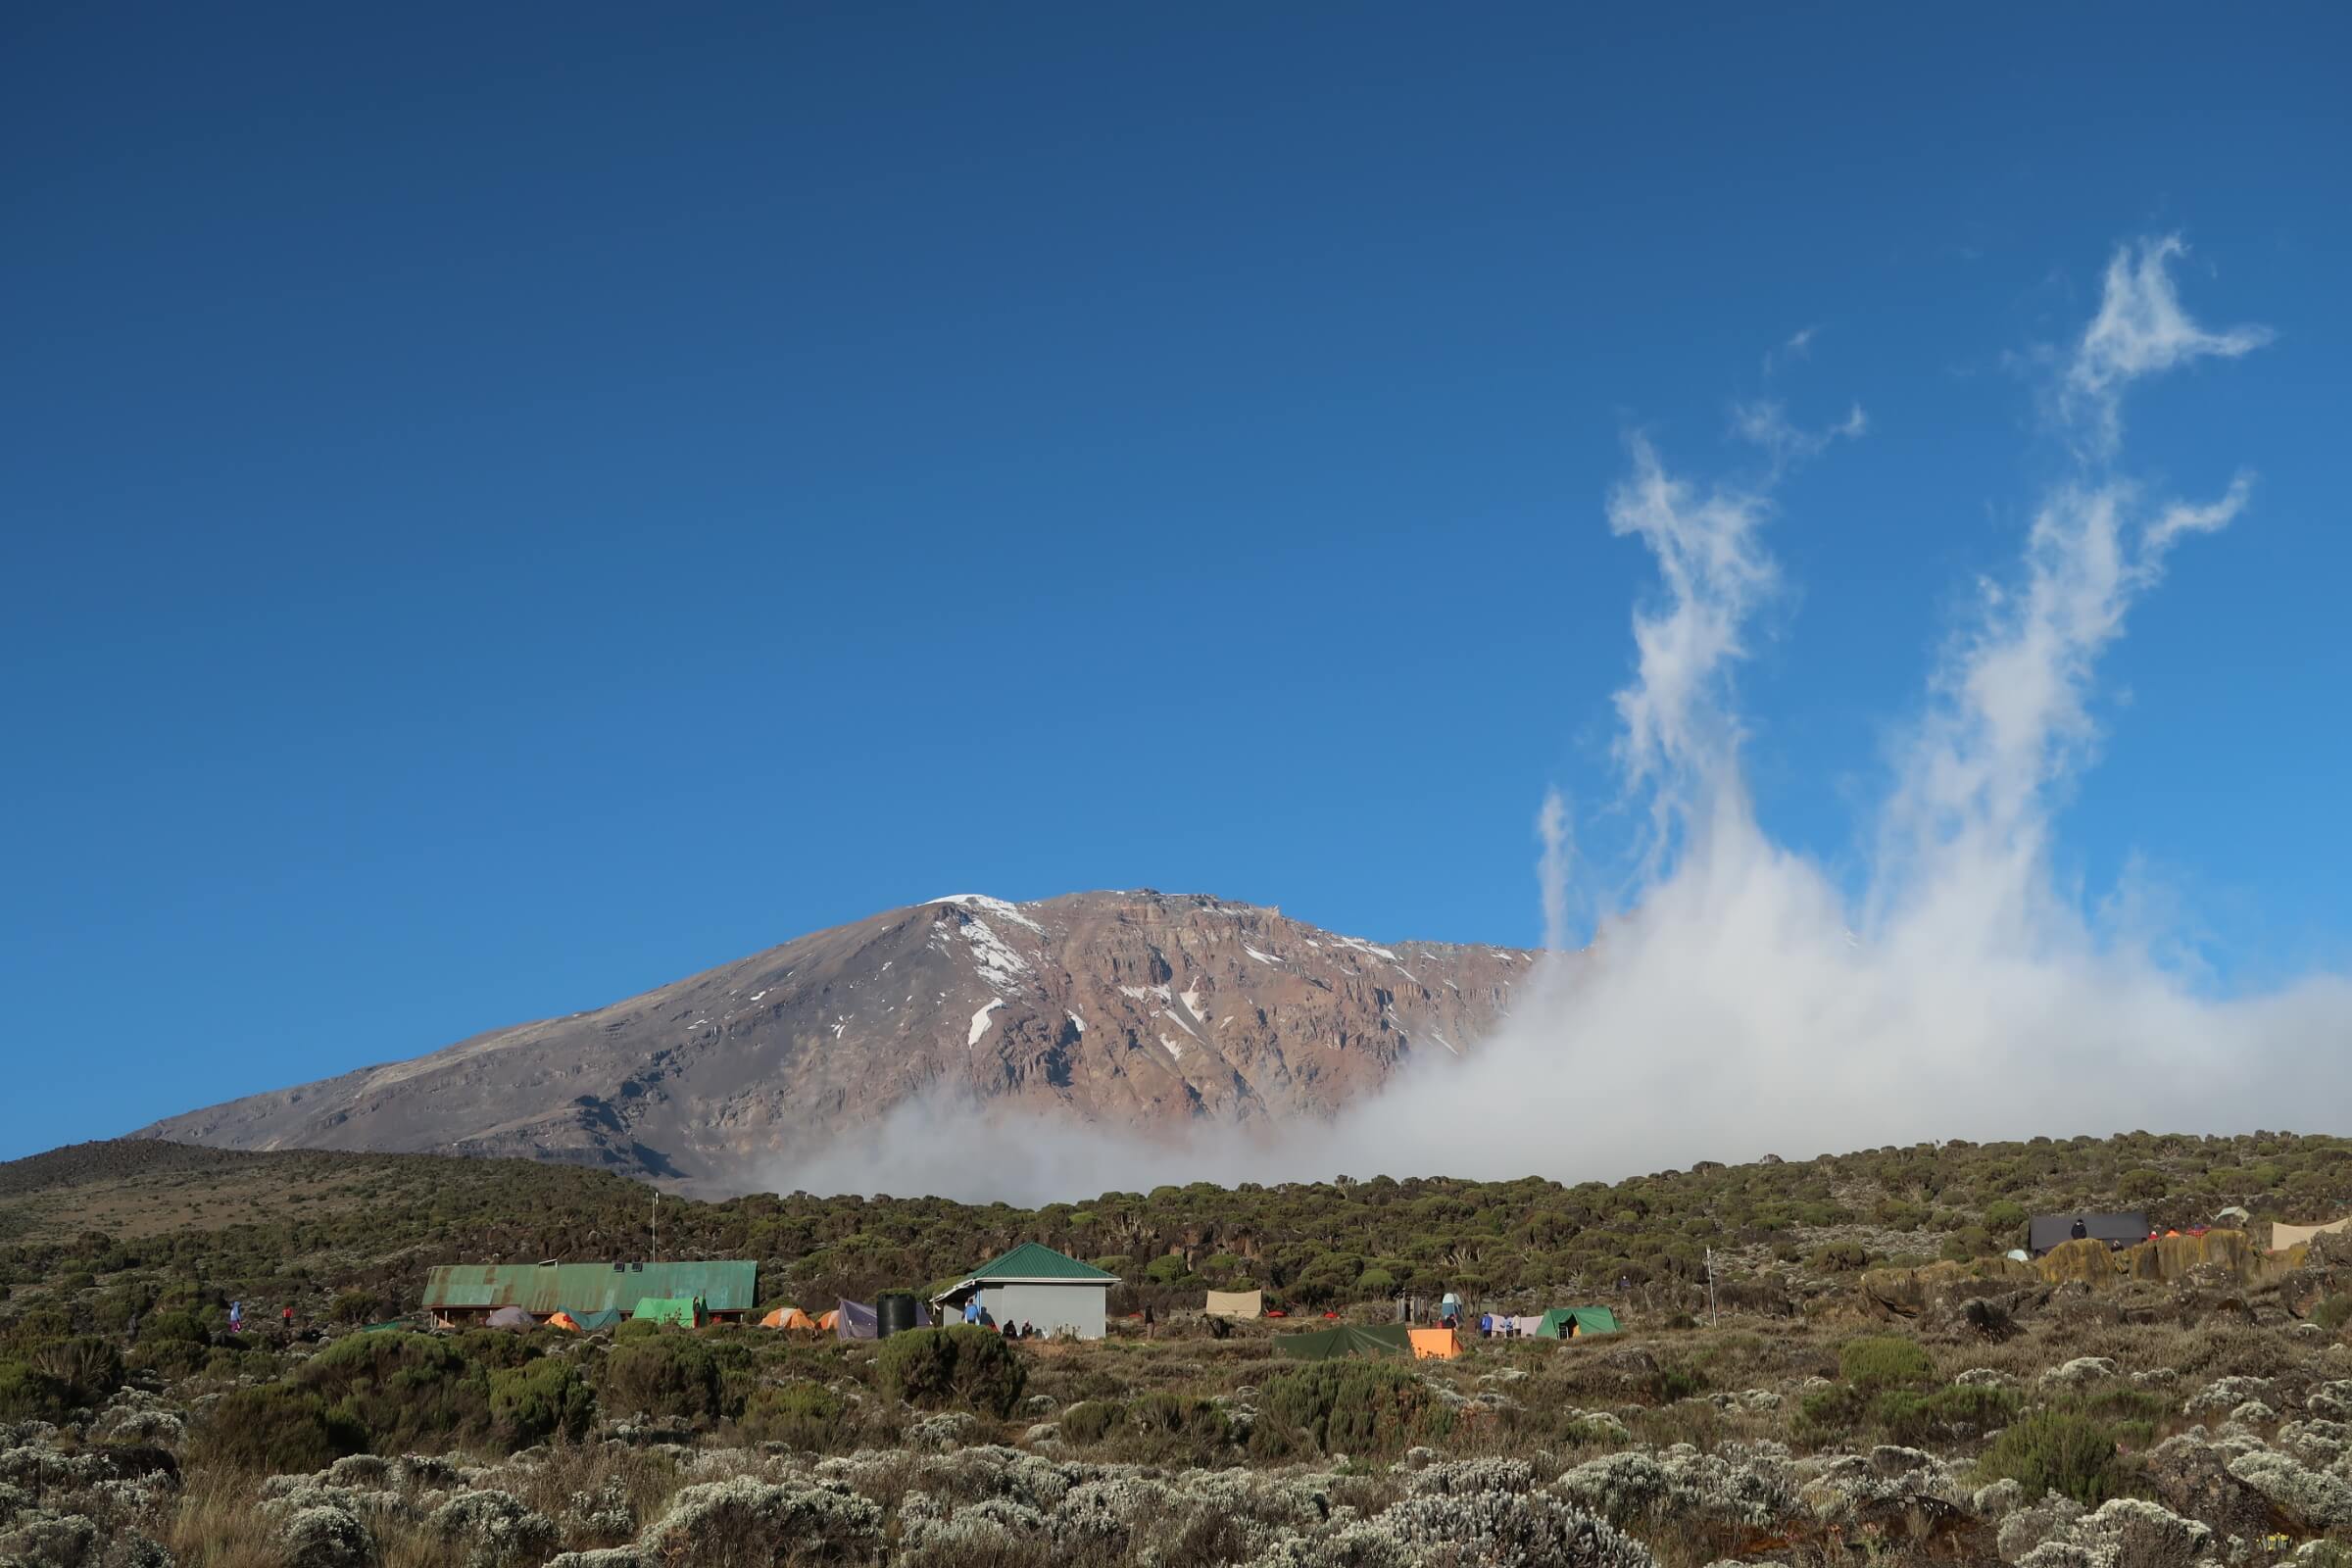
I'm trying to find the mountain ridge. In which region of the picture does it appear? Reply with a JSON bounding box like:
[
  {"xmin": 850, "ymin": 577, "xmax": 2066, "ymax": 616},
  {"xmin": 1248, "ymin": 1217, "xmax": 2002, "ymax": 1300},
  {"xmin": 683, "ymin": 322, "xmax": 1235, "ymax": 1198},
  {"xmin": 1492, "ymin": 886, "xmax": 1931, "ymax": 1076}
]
[{"xmin": 136, "ymin": 889, "xmax": 1544, "ymax": 1193}]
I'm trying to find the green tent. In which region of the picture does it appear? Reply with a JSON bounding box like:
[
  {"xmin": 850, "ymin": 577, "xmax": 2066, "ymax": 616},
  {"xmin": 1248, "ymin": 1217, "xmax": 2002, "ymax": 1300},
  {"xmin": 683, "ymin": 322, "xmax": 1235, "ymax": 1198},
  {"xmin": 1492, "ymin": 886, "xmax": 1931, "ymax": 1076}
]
[
  {"xmin": 631, "ymin": 1296, "xmax": 705, "ymax": 1327},
  {"xmin": 1273, "ymin": 1323, "xmax": 1414, "ymax": 1360},
  {"xmin": 1535, "ymin": 1306, "xmax": 1621, "ymax": 1339}
]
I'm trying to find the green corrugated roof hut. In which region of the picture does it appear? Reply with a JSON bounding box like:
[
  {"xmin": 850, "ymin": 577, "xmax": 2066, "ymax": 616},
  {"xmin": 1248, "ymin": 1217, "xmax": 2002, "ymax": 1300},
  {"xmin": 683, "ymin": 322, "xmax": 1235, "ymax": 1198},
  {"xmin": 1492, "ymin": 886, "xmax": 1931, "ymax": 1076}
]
[
  {"xmin": 964, "ymin": 1243, "xmax": 1121, "ymax": 1283},
  {"xmin": 421, "ymin": 1261, "xmax": 756, "ymax": 1326},
  {"xmin": 930, "ymin": 1243, "xmax": 1119, "ymax": 1341}
]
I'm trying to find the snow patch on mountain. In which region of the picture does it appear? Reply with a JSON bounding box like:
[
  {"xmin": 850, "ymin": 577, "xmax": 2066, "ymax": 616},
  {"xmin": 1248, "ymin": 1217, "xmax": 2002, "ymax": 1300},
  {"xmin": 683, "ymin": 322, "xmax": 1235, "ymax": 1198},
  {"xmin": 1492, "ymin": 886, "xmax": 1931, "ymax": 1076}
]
[
  {"xmin": 928, "ymin": 894, "xmax": 1045, "ymax": 934},
  {"xmin": 958, "ymin": 917, "xmax": 1034, "ymax": 994}
]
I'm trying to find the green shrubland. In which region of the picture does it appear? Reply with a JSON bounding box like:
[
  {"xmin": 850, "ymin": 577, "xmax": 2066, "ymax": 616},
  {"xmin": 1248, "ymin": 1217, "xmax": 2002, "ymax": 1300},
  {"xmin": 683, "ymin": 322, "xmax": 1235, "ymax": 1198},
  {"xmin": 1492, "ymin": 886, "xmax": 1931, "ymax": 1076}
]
[
  {"xmin": 1975, "ymin": 1409, "xmax": 2131, "ymax": 1505},
  {"xmin": 875, "ymin": 1325, "xmax": 1026, "ymax": 1418},
  {"xmin": 1250, "ymin": 1360, "xmax": 1452, "ymax": 1460},
  {"xmin": 735, "ymin": 1379, "xmax": 844, "ymax": 1447}
]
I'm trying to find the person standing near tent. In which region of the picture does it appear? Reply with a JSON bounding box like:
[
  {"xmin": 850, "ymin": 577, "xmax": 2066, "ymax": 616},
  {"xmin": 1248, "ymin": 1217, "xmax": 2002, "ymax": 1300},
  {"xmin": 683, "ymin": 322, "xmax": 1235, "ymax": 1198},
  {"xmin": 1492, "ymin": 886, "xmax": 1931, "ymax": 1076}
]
[
  {"xmin": 963, "ymin": 1298, "xmax": 982, "ymax": 1326},
  {"xmin": 228, "ymin": 1301, "xmax": 242, "ymax": 1334},
  {"xmin": 282, "ymin": 1305, "xmax": 294, "ymax": 1332},
  {"xmin": 1143, "ymin": 1303, "xmax": 1154, "ymax": 1338}
]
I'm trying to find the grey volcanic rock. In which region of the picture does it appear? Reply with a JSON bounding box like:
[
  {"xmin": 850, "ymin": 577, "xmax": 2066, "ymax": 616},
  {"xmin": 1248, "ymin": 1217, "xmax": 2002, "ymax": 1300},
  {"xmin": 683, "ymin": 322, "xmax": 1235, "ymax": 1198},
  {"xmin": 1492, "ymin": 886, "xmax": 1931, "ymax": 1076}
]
[{"xmin": 137, "ymin": 891, "xmax": 1539, "ymax": 1192}]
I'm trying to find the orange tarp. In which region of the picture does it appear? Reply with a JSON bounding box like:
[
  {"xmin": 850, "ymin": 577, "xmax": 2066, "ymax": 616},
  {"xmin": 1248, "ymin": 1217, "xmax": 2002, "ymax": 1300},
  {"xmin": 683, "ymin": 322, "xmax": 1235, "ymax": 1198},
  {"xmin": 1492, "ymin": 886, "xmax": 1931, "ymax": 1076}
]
[
  {"xmin": 1409, "ymin": 1328, "xmax": 1459, "ymax": 1360},
  {"xmin": 760, "ymin": 1307, "xmax": 815, "ymax": 1331},
  {"xmin": 546, "ymin": 1311, "xmax": 583, "ymax": 1333}
]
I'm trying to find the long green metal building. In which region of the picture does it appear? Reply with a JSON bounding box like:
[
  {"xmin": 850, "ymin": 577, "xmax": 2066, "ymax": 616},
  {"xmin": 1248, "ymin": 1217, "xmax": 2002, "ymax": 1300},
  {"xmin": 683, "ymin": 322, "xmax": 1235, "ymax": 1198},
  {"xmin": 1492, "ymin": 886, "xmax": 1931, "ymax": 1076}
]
[{"xmin": 422, "ymin": 1261, "xmax": 757, "ymax": 1327}]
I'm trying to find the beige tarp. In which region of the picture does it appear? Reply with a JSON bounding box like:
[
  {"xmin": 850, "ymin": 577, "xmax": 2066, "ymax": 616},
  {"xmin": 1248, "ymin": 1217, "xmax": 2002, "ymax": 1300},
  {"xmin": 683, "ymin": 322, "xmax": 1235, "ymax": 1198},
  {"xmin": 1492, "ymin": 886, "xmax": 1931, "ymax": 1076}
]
[
  {"xmin": 1205, "ymin": 1290, "xmax": 1262, "ymax": 1319},
  {"xmin": 2271, "ymin": 1218, "xmax": 2352, "ymax": 1251}
]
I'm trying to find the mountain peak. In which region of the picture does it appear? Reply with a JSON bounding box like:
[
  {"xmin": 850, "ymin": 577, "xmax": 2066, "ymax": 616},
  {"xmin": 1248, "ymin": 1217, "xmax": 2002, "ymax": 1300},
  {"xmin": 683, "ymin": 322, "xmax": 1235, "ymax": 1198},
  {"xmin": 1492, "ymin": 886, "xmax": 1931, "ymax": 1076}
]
[{"xmin": 137, "ymin": 891, "xmax": 1537, "ymax": 1194}]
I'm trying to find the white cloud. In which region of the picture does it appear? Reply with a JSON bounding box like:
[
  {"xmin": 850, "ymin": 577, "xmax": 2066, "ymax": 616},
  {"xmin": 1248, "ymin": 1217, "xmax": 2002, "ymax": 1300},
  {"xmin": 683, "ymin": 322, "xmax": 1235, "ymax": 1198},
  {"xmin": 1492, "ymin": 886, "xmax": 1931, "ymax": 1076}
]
[
  {"xmin": 2061, "ymin": 235, "xmax": 2273, "ymax": 457},
  {"xmin": 1731, "ymin": 398, "xmax": 1868, "ymax": 470},
  {"xmin": 1764, "ymin": 324, "xmax": 1819, "ymax": 377},
  {"xmin": 765, "ymin": 238, "xmax": 2340, "ymax": 1206},
  {"xmin": 1604, "ymin": 438, "xmax": 1776, "ymax": 812},
  {"xmin": 1538, "ymin": 790, "xmax": 1574, "ymax": 952}
]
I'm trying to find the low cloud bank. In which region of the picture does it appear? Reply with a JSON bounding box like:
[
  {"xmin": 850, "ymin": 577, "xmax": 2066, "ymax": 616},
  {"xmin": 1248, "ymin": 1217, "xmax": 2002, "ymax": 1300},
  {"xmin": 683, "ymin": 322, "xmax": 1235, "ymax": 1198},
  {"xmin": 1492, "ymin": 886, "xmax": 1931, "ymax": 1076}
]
[{"xmin": 772, "ymin": 237, "xmax": 2348, "ymax": 1205}]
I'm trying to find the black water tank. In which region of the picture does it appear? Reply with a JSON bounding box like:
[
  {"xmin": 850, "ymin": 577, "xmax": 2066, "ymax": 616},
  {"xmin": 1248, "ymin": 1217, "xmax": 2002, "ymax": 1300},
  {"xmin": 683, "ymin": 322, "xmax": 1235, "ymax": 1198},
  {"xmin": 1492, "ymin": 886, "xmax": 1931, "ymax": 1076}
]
[{"xmin": 876, "ymin": 1293, "xmax": 920, "ymax": 1339}]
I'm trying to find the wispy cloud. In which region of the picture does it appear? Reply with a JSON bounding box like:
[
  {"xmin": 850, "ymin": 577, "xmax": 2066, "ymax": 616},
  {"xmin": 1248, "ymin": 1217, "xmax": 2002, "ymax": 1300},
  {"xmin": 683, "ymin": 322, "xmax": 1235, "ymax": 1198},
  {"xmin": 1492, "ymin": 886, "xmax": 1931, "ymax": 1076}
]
[
  {"xmin": 2060, "ymin": 236, "xmax": 2272, "ymax": 457},
  {"xmin": 1537, "ymin": 789, "xmax": 1575, "ymax": 953},
  {"xmin": 1763, "ymin": 324, "xmax": 1819, "ymax": 377},
  {"xmin": 767, "ymin": 237, "xmax": 2343, "ymax": 1205},
  {"xmin": 1731, "ymin": 398, "xmax": 1868, "ymax": 470}
]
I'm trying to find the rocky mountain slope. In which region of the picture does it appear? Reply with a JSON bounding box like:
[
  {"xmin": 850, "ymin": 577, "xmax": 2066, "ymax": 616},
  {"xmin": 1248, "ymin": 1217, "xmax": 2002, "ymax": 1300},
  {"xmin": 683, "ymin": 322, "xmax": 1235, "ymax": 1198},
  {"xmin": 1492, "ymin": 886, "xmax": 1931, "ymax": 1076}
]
[{"xmin": 137, "ymin": 891, "xmax": 1539, "ymax": 1193}]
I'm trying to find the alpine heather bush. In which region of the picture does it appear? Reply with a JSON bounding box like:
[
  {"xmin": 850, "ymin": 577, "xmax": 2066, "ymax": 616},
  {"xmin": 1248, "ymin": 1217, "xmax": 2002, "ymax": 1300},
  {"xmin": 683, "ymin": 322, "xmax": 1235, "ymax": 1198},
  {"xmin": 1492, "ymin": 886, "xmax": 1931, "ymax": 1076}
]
[
  {"xmin": 0, "ymin": 1364, "xmax": 68, "ymax": 1425},
  {"xmin": 876, "ymin": 1327, "xmax": 1027, "ymax": 1420},
  {"xmin": 1872, "ymin": 1382, "xmax": 2022, "ymax": 1446},
  {"xmin": 1122, "ymin": 1390, "xmax": 1232, "ymax": 1461},
  {"xmin": 1055, "ymin": 1399, "xmax": 1122, "ymax": 1446},
  {"xmin": 187, "ymin": 1386, "xmax": 365, "ymax": 1474},
  {"xmin": 298, "ymin": 1331, "xmax": 500, "ymax": 1452},
  {"xmin": 1250, "ymin": 1361, "xmax": 1451, "ymax": 1461},
  {"xmin": 735, "ymin": 1379, "xmax": 843, "ymax": 1448},
  {"xmin": 489, "ymin": 1358, "xmax": 595, "ymax": 1448},
  {"xmin": 599, "ymin": 1336, "xmax": 722, "ymax": 1423},
  {"xmin": 1838, "ymin": 1336, "xmax": 1936, "ymax": 1392},
  {"xmin": 1975, "ymin": 1410, "xmax": 2130, "ymax": 1506}
]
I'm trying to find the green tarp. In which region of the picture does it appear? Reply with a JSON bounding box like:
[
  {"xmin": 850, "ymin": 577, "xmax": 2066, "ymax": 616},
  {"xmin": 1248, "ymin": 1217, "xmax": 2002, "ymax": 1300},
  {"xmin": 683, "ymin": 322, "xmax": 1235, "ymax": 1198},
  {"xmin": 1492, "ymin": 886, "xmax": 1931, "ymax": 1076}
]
[
  {"xmin": 570, "ymin": 1308, "xmax": 624, "ymax": 1332},
  {"xmin": 631, "ymin": 1297, "xmax": 704, "ymax": 1327},
  {"xmin": 1273, "ymin": 1323, "xmax": 1415, "ymax": 1361},
  {"xmin": 423, "ymin": 1261, "xmax": 756, "ymax": 1316},
  {"xmin": 1535, "ymin": 1306, "xmax": 1621, "ymax": 1339}
]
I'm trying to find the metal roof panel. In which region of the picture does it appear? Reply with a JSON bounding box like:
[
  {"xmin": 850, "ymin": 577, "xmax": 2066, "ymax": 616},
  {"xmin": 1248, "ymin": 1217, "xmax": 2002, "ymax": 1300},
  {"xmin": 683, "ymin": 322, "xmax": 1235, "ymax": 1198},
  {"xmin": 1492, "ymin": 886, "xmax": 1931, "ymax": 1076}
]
[
  {"xmin": 965, "ymin": 1243, "xmax": 1118, "ymax": 1282},
  {"xmin": 422, "ymin": 1261, "xmax": 757, "ymax": 1313}
]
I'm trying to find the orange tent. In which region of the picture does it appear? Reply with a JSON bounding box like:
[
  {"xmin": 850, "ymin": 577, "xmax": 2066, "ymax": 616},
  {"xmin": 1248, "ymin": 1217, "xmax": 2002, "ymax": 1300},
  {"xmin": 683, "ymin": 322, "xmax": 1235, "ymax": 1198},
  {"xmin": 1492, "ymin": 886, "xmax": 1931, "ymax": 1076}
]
[
  {"xmin": 1408, "ymin": 1328, "xmax": 1459, "ymax": 1360},
  {"xmin": 546, "ymin": 1311, "xmax": 583, "ymax": 1333},
  {"xmin": 760, "ymin": 1306, "xmax": 815, "ymax": 1331},
  {"xmin": 814, "ymin": 1309, "xmax": 840, "ymax": 1332}
]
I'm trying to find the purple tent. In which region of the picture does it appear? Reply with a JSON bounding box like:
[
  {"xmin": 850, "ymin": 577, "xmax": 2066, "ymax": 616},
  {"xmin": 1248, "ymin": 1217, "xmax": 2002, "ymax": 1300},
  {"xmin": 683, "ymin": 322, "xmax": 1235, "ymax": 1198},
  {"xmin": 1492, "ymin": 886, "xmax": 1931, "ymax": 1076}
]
[{"xmin": 834, "ymin": 1299, "xmax": 878, "ymax": 1341}]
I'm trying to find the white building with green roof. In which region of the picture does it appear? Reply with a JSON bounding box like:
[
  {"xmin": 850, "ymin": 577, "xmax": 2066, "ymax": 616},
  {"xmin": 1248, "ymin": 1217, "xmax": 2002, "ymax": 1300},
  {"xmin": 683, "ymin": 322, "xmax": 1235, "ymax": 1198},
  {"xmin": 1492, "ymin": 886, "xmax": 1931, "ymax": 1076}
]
[{"xmin": 930, "ymin": 1242, "xmax": 1118, "ymax": 1340}]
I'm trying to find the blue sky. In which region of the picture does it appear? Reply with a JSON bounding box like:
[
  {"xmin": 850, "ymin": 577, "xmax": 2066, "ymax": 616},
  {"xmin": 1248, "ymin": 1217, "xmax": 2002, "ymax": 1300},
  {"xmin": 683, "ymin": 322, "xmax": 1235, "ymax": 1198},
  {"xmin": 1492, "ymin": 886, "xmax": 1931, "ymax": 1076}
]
[{"xmin": 3, "ymin": 6, "xmax": 2346, "ymax": 1159}]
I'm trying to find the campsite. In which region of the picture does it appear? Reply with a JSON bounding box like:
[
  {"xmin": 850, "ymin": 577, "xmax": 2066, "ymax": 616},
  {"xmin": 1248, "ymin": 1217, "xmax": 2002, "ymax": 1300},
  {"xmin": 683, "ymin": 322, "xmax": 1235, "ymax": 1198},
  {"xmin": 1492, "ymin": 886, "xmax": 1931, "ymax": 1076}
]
[{"xmin": 10, "ymin": 1133, "xmax": 2352, "ymax": 1566}]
